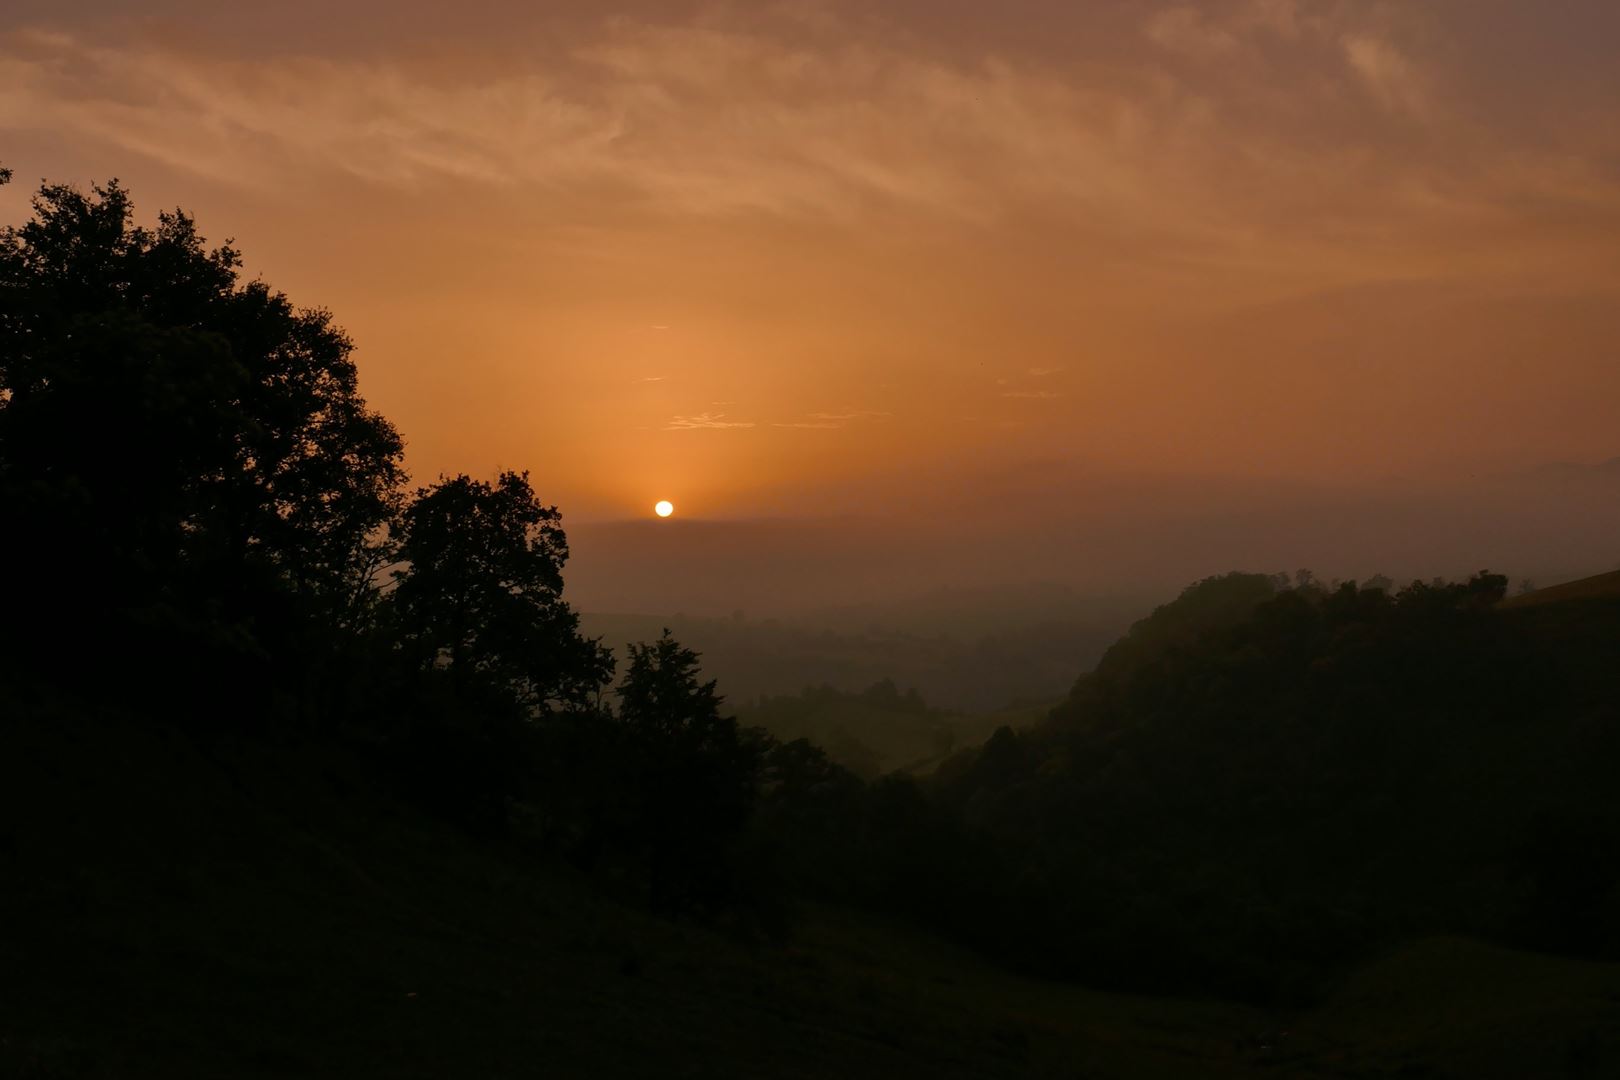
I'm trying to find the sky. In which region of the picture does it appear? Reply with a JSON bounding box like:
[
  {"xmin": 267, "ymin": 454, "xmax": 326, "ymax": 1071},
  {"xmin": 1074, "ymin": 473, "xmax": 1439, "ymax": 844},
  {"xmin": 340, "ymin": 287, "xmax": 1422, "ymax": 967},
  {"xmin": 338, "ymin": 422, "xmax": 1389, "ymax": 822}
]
[{"xmin": 3, "ymin": 1, "xmax": 1618, "ymax": 611}]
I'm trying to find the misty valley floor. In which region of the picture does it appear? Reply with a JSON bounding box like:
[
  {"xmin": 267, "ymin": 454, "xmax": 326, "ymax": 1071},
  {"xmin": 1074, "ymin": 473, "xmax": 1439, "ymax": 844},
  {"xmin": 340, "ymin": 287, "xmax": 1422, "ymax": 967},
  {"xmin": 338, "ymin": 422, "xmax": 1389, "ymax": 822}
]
[{"xmin": 5, "ymin": 714, "xmax": 1617, "ymax": 1079}]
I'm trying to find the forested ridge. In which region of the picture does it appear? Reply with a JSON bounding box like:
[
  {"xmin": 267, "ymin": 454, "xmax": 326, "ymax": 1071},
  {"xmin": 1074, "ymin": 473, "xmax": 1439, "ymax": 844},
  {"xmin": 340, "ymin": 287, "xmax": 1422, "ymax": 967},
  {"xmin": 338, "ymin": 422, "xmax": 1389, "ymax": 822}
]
[{"xmin": 5, "ymin": 173, "xmax": 1620, "ymax": 1076}]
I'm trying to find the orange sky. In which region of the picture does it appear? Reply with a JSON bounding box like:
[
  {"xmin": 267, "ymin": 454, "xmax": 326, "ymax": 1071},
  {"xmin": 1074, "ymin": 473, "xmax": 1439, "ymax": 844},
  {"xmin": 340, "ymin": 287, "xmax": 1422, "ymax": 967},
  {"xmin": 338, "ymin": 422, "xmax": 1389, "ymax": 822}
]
[{"xmin": 3, "ymin": 2, "xmax": 1619, "ymax": 595}]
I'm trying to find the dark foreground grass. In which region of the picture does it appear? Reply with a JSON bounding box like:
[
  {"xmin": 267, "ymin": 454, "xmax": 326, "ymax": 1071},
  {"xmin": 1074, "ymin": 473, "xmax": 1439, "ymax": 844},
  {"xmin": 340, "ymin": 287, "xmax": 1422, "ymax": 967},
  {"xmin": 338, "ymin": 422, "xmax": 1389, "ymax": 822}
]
[{"xmin": 3, "ymin": 707, "xmax": 1616, "ymax": 1078}]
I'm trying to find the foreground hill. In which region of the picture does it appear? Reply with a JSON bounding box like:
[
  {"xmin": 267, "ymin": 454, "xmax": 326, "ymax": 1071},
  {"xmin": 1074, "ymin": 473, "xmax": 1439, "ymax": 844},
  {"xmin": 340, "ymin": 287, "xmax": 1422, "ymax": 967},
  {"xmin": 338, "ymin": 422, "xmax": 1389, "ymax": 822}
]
[{"xmin": 6, "ymin": 703, "xmax": 1618, "ymax": 1078}]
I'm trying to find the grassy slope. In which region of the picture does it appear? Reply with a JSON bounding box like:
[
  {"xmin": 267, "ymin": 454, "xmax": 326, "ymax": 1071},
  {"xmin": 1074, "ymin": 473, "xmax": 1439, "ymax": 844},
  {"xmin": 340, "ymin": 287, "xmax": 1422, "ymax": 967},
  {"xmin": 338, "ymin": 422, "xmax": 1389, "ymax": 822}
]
[
  {"xmin": 4, "ymin": 707, "xmax": 1617, "ymax": 1078},
  {"xmin": 0, "ymin": 705, "xmax": 1230, "ymax": 1079},
  {"xmin": 1291, "ymin": 939, "xmax": 1620, "ymax": 1076}
]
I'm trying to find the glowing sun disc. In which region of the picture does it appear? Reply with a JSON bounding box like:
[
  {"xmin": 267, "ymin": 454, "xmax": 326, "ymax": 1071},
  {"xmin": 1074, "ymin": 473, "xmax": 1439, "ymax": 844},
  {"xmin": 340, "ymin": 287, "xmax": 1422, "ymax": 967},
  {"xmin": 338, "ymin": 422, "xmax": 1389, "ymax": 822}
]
[{"xmin": 654, "ymin": 500, "xmax": 674, "ymax": 518}]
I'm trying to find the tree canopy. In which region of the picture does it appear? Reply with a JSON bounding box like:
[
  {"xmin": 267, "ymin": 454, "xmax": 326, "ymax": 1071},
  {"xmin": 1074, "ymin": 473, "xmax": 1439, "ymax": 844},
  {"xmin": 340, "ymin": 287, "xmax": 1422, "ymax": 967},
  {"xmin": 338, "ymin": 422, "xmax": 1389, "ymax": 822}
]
[
  {"xmin": 0, "ymin": 179, "xmax": 404, "ymax": 669},
  {"xmin": 390, "ymin": 470, "xmax": 612, "ymax": 712},
  {"xmin": 614, "ymin": 632, "xmax": 762, "ymax": 907}
]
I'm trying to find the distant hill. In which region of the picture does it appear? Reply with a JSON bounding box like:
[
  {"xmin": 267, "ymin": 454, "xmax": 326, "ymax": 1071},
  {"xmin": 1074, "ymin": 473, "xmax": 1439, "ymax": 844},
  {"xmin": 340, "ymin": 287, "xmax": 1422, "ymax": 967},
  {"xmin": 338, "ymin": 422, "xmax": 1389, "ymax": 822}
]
[
  {"xmin": 1503, "ymin": 568, "xmax": 1620, "ymax": 608},
  {"xmin": 734, "ymin": 680, "xmax": 1054, "ymax": 778},
  {"xmin": 580, "ymin": 606, "xmax": 1128, "ymax": 713},
  {"xmin": 897, "ymin": 571, "xmax": 1620, "ymax": 998}
]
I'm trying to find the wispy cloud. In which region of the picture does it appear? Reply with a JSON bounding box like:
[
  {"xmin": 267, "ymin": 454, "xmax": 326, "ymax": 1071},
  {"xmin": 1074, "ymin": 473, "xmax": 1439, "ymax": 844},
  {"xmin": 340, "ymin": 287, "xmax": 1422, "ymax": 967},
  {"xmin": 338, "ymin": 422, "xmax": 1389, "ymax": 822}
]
[
  {"xmin": 771, "ymin": 409, "xmax": 892, "ymax": 429},
  {"xmin": 0, "ymin": 9, "xmax": 1614, "ymax": 284},
  {"xmin": 1342, "ymin": 35, "xmax": 1431, "ymax": 118},
  {"xmin": 1026, "ymin": 367, "xmax": 1064, "ymax": 377},
  {"xmin": 1146, "ymin": 0, "xmax": 1304, "ymax": 56},
  {"xmin": 639, "ymin": 375, "xmax": 667, "ymax": 382},
  {"xmin": 1145, "ymin": 7, "xmax": 1241, "ymax": 59},
  {"xmin": 664, "ymin": 412, "xmax": 754, "ymax": 430},
  {"xmin": 1000, "ymin": 390, "xmax": 1061, "ymax": 400},
  {"xmin": 809, "ymin": 410, "xmax": 891, "ymax": 421}
]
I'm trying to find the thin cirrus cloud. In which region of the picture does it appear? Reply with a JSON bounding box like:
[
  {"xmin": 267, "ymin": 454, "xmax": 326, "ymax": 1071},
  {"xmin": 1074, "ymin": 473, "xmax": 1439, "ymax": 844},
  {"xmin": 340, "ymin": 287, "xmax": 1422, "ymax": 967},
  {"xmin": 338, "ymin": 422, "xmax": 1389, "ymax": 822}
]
[
  {"xmin": 1144, "ymin": 7, "xmax": 1243, "ymax": 59},
  {"xmin": 773, "ymin": 410, "xmax": 892, "ymax": 429},
  {"xmin": 1, "ymin": 8, "xmax": 1616, "ymax": 286},
  {"xmin": 770, "ymin": 409, "xmax": 890, "ymax": 430},
  {"xmin": 1341, "ymin": 35, "xmax": 1432, "ymax": 117},
  {"xmin": 664, "ymin": 413, "xmax": 754, "ymax": 431}
]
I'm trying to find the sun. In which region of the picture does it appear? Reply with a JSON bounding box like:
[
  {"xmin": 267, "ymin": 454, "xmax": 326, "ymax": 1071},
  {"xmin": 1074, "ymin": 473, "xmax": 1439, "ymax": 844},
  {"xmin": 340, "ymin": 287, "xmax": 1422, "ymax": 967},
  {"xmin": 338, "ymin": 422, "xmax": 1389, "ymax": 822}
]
[{"xmin": 654, "ymin": 500, "xmax": 674, "ymax": 518}]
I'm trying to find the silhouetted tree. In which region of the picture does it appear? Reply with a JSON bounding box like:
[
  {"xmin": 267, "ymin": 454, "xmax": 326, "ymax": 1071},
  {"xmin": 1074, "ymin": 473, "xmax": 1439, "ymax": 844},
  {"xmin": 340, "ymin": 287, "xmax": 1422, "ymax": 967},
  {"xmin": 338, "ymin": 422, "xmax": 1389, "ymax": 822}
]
[
  {"xmin": 616, "ymin": 632, "xmax": 761, "ymax": 908},
  {"xmin": 0, "ymin": 178, "xmax": 405, "ymax": 681},
  {"xmin": 389, "ymin": 471, "xmax": 611, "ymax": 712}
]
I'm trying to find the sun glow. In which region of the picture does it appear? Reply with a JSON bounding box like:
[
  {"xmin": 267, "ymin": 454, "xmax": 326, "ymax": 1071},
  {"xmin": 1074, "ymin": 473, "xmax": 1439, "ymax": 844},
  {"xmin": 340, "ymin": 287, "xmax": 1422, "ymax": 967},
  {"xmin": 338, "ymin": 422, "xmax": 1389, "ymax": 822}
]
[{"xmin": 654, "ymin": 500, "xmax": 674, "ymax": 518}]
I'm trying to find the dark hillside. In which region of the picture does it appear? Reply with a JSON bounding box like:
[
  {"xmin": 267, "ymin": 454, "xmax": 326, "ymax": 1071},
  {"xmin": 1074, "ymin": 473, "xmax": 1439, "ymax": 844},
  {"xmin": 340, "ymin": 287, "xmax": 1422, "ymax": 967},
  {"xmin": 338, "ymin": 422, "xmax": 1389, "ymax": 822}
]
[
  {"xmin": 0, "ymin": 701, "xmax": 1039, "ymax": 1078},
  {"xmin": 8, "ymin": 700, "xmax": 1619, "ymax": 1078},
  {"xmin": 909, "ymin": 573, "xmax": 1620, "ymax": 999}
]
